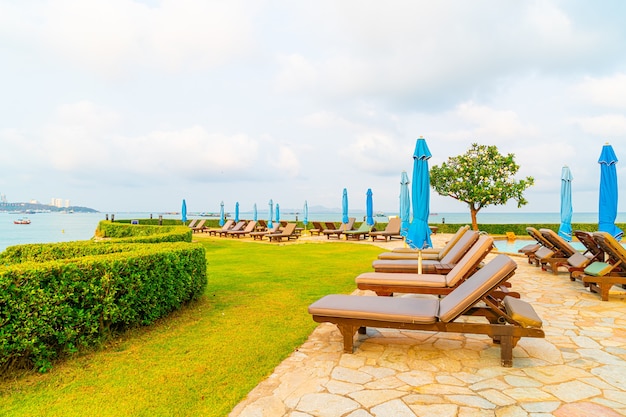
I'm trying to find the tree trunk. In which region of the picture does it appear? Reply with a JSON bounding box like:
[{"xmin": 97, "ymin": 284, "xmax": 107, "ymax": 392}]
[{"xmin": 470, "ymin": 207, "xmax": 479, "ymax": 231}]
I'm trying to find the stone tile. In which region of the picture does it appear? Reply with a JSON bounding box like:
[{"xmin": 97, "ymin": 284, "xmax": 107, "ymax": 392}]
[
  {"xmin": 544, "ymin": 380, "xmax": 602, "ymax": 402},
  {"xmin": 446, "ymin": 394, "xmax": 496, "ymax": 409},
  {"xmin": 519, "ymin": 401, "xmax": 560, "ymax": 413},
  {"xmin": 591, "ymin": 364, "xmax": 626, "ymax": 390},
  {"xmin": 295, "ymin": 393, "xmax": 360, "ymax": 417},
  {"xmin": 370, "ymin": 399, "xmax": 416, "ymax": 417},
  {"xmin": 331, "ymin": 366, "xmax": 373, "ymax": 384},
  {"xmin": 409, "ymin": 403, "xmax": 458, "ymax": 417},
  {"xmin": 553, "ymin": 401, "xmax": 624, "ymax": 417},
  {"xmin": 348, "ymin": 389, "xmax": 407, "ymax": 409}
]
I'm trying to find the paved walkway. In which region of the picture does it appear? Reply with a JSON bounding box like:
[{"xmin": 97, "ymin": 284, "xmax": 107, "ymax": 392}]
[{"xmin": 228, "ymin": 233, "xmax": 626, "ymax": 417}]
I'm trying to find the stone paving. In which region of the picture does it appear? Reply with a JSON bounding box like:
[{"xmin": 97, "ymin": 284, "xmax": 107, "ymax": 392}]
[{"xmin": 228, "ymin": 233, "xmax": 626, "ymax": 417}]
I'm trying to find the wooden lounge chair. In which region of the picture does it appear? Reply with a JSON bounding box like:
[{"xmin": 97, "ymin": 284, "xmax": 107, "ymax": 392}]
[
  {"xmin": 227, "ymin": 220, "xmax": 257, "ymax": 238},
  {"xmin": 205, "ymin": 219, "xmax": 234, "ymax": 235},
  {"xmin": 369, "ymin": 217, "xmax": 403, "ymax": 241},
  {"xmin": 322, "ymin": 217, "xmax": 356, "ymax": 239},
  {"xmin": 217, "ymin": 220, "xmax": 246, "ymax": 237},
  {"xmin": 309, "ymin": 221, "xmax": 325, "ymax": 236},
  {"xmin": 187, "ymin": 219, "xmax": 199, "ymax": 229},
  {"xmin": 266, "ymin": 223, "xmax": 299, "ymax": 242},
  {"xmin": 538, "ymin": 228, "xmax": 582, "ymax": 274},
  {"xmin": 309, "ymin": 254, "xmax": 545, "ymax": 367},
  {"xmin": 572, "ymin": 231, "xmax": 626, "ymax": 301},
  {"xmin": 343, "ymin": 222, "xmax": 374, "ymax": 241},
  {"xmin": 249, "ymin": 223, "xmax": 280, "ymax": 240},
  {"xmin": 522, "ymin": 227, "xmax": 560, "ymax": 266},
  {"xmin": 356, "ymin": 235, "xmax": 515, "ymax": 299},
  {"xmin": 256, "ymin": 219, "xmax": 268, "ymax": 230},
  {"xmin": 378, "ymin": 225, "xmax": 470, "ymax": 260},
  {"xmin": 191, "ymin": 219, "xmax": 207, "ymax": 233},
  {"xmin": 574, "ymin": 230, "xmax": 606, "ymax": 262},
  {"xmin": 372, "ymin": 230, "xmax": 479, "ymax": 273}
]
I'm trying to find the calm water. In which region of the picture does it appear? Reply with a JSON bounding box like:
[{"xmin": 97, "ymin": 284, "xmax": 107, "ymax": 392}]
[{"xmin": 1, "ymin": 211, "xmax": 624, "ymax": 253}]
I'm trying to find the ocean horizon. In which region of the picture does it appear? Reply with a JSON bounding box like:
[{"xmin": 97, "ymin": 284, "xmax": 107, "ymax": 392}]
[{"xmin": 1, "ymin": 211, "xmax": 625, "ymax": 252}]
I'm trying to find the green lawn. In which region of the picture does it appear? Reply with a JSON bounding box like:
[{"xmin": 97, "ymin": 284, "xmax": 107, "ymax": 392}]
[{"xmin": 0, "ymin": 238, "xmax": 382, "ymax": 417}]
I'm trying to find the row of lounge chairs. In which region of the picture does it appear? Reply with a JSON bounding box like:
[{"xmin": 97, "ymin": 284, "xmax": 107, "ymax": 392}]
[
  {"xmin": 308, "ymin": 226, "xmax": 545, "ymax": 367},
  {"xmin": 187, "ymin": 218, "xmax": 300, "ymax": 242},
  {"xmin": 520, "ymin": 226, "xmax": 626, "ymax": 301},
  {"xmin": 309, "ymin": 217, "xmax": 404, "ymax": 241}
]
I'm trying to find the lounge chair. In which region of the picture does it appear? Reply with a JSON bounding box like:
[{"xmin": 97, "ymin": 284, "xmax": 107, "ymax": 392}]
[
  {"xmin": 249, "ymin": 223, "xmax": 280, "ymax": 240},
  {"xmin": 205, "ymin": 219, "xmax": 234, "ymax": 236},
  {"xmin": 309, "ymin": 254, "xmax": 545, "ymax": 367},
  {"xmin": 574, "ymin": 230, "xmax": 606, "ymax": 262},
  {"xmin": 191, "ymin": 219, "xmax": 207, "ymax": 233},
  {"xmin": 320, "ymin": 222, "xmax": 340, "ymax": 237},
  {"xmin": 309, "ymin": 222, "xmax": 325, "ymax": 236},
  {"xmin": 322, "ymin": 217, "xmax": 356, "ymax": 239},
  {"xmin": 378, "ymin": 225, "xmax": 470, "ymax": 260},
  {"xmin": 572, "ymin": 231, "xmax": 626, "ymax": 301},
  {"xmin": 356, "ymin": 235, "xmax": 514, "ymax": 298},
  {"xmin": 266, "ymin": 223, "xmax": 299, "ymax": 242},
  {"xmin": 217, "ymin": 220, "xmax": 246, "ymax": 237},
  {"xmin": 344, "ymin": 222, "xmax": 374, "ymax": 241},
  {"xmin": 372, "ymin": 230, "xmax": 479, "ymax": 273},
  {"xmin": 522, "ymin": 227, "xmax": 560, "ymax": 266},
  {"xmin": 538, "ymin": 228, "xmax": 584, "ymax": 274},
  {"xmin": 227, "ymin": 220, "xmax": 257, "ymax": 238},
  {"xmin": 187, "ymin": 219, "xmax": 199, "ymax": 229},
  {"xmin": 369, "ymin": 217, "xmax": 403, "ymax": 241},
  {"xmin": 256, "ymin": 219, "xmax": 268, "ymax": 230}
]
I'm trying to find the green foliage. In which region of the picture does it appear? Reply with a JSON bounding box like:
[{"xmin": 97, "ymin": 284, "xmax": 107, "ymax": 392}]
[
  {"xmin": 0, "ymin": 240, "xmax": 206, "ymax": 374},
  {"xmin": 430, "ymin": 143, "xmax": 534, "ymax": 229},
  {"xmin": 95, "ymin": 221, "xmax": 192, "ymax": 242}
]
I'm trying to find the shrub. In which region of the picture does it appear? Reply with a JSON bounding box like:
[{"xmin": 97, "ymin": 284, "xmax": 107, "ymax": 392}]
[{"xmin": 0, "ymin": 241, "xmax": 206, "ymax": 374}]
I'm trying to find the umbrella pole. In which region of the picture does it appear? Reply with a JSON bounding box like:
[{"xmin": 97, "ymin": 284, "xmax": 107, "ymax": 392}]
[{"xmin": 418, "ymin": 250, "xmax": 422, "ymax": 274}]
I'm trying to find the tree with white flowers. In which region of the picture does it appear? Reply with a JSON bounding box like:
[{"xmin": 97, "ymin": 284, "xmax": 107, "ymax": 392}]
[{"xmin": 430, "ymin": 143, "xmax": 534, "ymax": 230}]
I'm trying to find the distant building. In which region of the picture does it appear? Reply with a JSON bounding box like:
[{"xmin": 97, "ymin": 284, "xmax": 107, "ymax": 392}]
[
  {"xmin": 0, "ymin": 194, "xmax": 6, "ymax": 204},
  {"xmin": 51, "ymin": 198, "xmax": 69, "ymax": 208}
]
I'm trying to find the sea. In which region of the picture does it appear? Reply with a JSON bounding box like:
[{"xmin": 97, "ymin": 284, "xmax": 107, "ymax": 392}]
[{"xmin": 1, "ymin": 211, "xmax": 625, "ymax": 253}]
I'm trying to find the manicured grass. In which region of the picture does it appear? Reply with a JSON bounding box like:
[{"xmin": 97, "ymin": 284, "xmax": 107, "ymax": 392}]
[{"xmin": 0, "ymin": 239, "xmax": 382, "ymax": 416}]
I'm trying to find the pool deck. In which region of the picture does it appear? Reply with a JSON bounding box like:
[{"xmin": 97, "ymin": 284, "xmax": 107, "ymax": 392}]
[{"xmin": 228, "ymin": 233, "xmax": 626, "ymax": 417}]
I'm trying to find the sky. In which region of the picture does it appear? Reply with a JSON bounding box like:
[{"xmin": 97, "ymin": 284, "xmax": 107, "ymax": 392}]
[{"xmin": 1, "ymin": 1, "xmax": 626, "ymax": 216}]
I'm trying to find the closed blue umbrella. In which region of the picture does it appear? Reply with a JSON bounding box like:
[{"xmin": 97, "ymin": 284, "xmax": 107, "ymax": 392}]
[
  {"xmin": 366, "ymin": 189, "xmax": 374, "ymax": 226},
  {"xmin": 406, "ymin": 137, "xmax": 433, "ymax": 249},
  {"xmin": 268, "ymin": 199, "xmax": 273, "ymax": 229},
  {"xmin": 558, "ymin": 166, "xmax": 573, "ymax": 241},
  {"xmin": 234, "ymin": 202, "xmax": 240, "ymax": 223},
  {"xmin": 303, "ymin": 200, "xmax": 309, "ymax": 226},
  {"xmin": 181, "ymin": 199, "xmax": 187, "ymax": 224},
  {"xmin": 598, "ymin": 143, "xmax": 623, "ymax": 240},
  {"xmin": 219, "ymin": 201, "xmax": 225, "ymax": 226},
  {"xmin": 253, "ymin": 203, "xmax": 258, "ymax": 221},
  {"xmin": 342, "ymin": 188, "xmax": 349, "ymax": 224},
  {"xmin": 400, "ymin": 171, "xmax": 410, "ymax": 237},
  {"xmin": 275, "ymin": 203, "xmax": 280, "ymax": 223}
]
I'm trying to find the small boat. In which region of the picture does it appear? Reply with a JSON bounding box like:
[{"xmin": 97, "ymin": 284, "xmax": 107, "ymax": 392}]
[
  {"xmin": 374, "ymin": 211, "xmax": 387, "ymax": 217},
  {"xmin": 14, "ymin": 218, "xmax": 31, "ymax": 224}
]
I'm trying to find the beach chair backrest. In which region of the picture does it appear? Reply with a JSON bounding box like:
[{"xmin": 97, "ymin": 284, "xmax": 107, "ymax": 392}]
[
  {"xmin": 539, "ymin": 228, "xmax": 576, "ymax": 257},
  {"xmin": 437, "ymin": 225, "xmax": 470, "ymax": 259},
  {"xmin": 526, "ymin": 227, "xmax": 553, "ymax": 249},
  {"xmin": 440, "ymin": 231, "xmax": 479, "ymax": 264},
  {"xmin": 574, "ymin": 230, "xmax": 604, "ymax": 261},
  {"xmin": 592, "ymin": 232, "xmax": 626, "ymax": 264},
  {"xmin": 280, "ymin": 223, "xmax": 297, "ymax": 236},
  {"xmin": 438, "ymin": 254, "xmax": 517, "ymax": 323},
  {"xmin": 385, "ymin": 217, "xmax": 401, "ymax": 233},
  {"xmin": 445, "ymin": 235, "xmax": 494, "ymax": 287}
]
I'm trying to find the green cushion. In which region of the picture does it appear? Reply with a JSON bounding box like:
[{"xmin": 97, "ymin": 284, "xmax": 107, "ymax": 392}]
[{"xmin": 583, "ymin": 262, "xmax": 613, "ymax": 277}]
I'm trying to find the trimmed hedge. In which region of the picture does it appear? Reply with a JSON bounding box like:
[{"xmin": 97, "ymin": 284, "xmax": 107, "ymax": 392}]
[
  {"xmin": 95, "ymin": 221, "xmax": 192, "ymax": 243},
  {"xmin": 0, "ymin": 232, "xmax": 206, "ymax": 373}
]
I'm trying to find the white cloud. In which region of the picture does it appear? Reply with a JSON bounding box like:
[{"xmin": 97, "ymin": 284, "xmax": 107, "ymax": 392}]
[
  {"xmin": 573, "ymin": 114, "xmax": 626, "ymax": 137},
  {"xmin": 573, "ymin": 73, "xmax": 626, "ymax": 109},
  {"xmin": 8, "ymin": 0, "xmax": 255, "ymax": 78}
]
